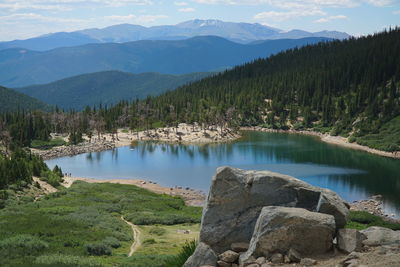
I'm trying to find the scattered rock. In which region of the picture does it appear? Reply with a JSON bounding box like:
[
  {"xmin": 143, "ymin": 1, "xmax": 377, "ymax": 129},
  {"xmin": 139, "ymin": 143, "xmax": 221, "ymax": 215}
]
[
  {"xmin": 239, "ymin": 255, "xmax": 256, "ymax": 266},
  {"xmin": 300, "ymin": 258, "xmax": 317, "ymax": 266},
  {"xmin": 183, "ymin": 242, "xmax": 218, "ymax": 267},
  {"xmin": 241, "ymin": 206, "xmax": 335, "ymax": 262},
  {"xmin": 255, "ymin": 257, "xmax": 265, "ymax": 265},
  {"xmin": 288, "ymin": 248, "xmax": 302, "ymax": 262},
  {"xmin": 231, "ymin": 242, "xmax": 249, "ymax": 253},
  {"xmin": 343, "ymin": 259, "xmax": 358, "ymax": 267},
  {"xmin": 219, "ymin": 250, "xmax": 239, "ymax": 263},
  {"xmin": 217, "ymin": 260, "xmax": 231, "ymax": 267},
  {"xmin": 260, "ymin": 264, "xmax": 271, "ymax": 267},
  {"xmin": 361, "ymin": 226, "xmax": 400, "ymax": 246},
  {"xmin": 270, "ymin": 253, "xmax": 284, "ymax": 263},
  {"xmin": 337, "ymin": 228, "xmax": 366, "ymax": 253}
]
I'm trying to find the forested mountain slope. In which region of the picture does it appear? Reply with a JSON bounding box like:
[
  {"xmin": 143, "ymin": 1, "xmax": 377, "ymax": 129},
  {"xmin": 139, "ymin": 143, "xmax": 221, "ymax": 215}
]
[
  {"xmin": 139, "ymin": 28, "xmax": 400, "ymax": 151},
  {"xmin": 0, "ymin": 36, "xmax": 328, "ymax": 87},
  {"xmin": 15, "ymin": 71, "xmax": 212, "ymax": 110},
  {"xmin": 0, "ymin": 86, "xmax": 49, "ymax": 113}
]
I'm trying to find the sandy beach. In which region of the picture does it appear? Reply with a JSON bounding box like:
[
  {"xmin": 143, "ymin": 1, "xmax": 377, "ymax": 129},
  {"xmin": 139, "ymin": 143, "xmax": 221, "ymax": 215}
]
[
  {"xmin": 241, "ymin": 126, "xmax": 400, "ymax": 159},
  {"xmin": 62, "ymin": 176, "xmax": 206, "ymax": 207}
]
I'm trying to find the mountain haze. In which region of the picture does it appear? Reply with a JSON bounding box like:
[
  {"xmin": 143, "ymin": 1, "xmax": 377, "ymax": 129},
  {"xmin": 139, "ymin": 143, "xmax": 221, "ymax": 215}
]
[
  {"xmin": 0, "ymin": 36, "xmax": 329, "ymax": 87},
  {"xmin": 15, "ymin": 71, "xmax": 213, "ymax": 110},
  {"xmin": 0, "ymin": 19, "xmax": 349, "ymax": 51}
]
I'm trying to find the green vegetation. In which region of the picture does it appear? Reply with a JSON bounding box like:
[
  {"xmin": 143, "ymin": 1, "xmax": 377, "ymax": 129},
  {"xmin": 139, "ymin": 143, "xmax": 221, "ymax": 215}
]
[
  {"xmin": 30, "ymin": 138, "xmax": 66, "ymax": 150},
  {"xmin": 165, "ymin": 240, "xmax": 197, "ymax": 267},
  {"xmin": 354, "ymin": 115, "xmax": 400, "ymax": 152},
  {"xmin": 17, "ymin": 71, "xmax": 213, "ymax": 111},
  {"xmin": 346, "ymin": 211, "xmax": 400, "ymax": 231},
  {"xmin": 1, "ymin": 29, "xmax": 399, "ymax": 152},
  {"xmin": 0, "ymin": 86, "xmax": 49, "ymax": 113},
  {"xmin": 0, "ymin": 181, "xmax": 201, "ymax": 266}
]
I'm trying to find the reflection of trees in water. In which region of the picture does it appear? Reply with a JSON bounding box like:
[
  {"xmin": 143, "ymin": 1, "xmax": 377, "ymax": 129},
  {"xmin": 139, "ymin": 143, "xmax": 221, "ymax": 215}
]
[{"xmin": 241, "ymin": 132, "xmax": 400, "ymax": 211}]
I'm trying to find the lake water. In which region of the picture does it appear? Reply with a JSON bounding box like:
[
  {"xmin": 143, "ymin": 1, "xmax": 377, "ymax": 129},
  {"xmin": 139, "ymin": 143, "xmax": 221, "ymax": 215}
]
[{"xmin": 46, "ymin": 131, "xmax": 400, "ymax": 216}]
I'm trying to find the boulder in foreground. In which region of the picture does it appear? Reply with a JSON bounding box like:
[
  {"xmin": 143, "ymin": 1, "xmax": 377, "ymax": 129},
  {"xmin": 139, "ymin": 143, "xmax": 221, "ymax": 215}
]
[{"xmin": 240, "ymin": 206, "xmax": 336, "ymax": 263}]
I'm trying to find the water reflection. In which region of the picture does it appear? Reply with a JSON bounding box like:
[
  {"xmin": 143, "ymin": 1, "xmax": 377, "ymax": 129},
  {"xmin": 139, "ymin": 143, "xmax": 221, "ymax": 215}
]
[{"xmin": 46, "ymin": 131, "xmax": 400, "ymax": 216}]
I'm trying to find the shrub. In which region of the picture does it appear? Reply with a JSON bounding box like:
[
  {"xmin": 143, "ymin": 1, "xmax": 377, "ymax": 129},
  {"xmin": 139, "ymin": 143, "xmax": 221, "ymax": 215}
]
[
  {"xmin": 34, "ymin": 254, "xmax": 103, "ymax": 266},
  {"xmin": 102, "ymin": 236, "xmax": 121, "ymax": 248},
  {"xmin": 164, "ymin": 240, "xmax": 197, "ymax": 267},
  {"xmin": 149, "ymin": 226, "xmax": 167, "ymax": 236},
  {"xmin": 0, "ymin": 234, "xmax": 48, "ymax": 256},
  {"xmin": 143, "ymin": 238, "xmax": 156, "ymax": 245},
  {"xmin": 348, "ymin": 136, "xmax": 357, "ymax": 143},
  {"xmin": 346, "ymin": 211, "xmax": 400, "ymax": 230},
  {"xmin": 85, "ymin": 243, "xmax": 112, "ymax": 256}
]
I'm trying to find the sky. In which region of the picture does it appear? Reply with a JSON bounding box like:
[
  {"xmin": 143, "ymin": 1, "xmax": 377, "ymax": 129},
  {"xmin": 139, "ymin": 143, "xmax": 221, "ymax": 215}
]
[{"xmin": 0, "ymin": 0, "xmax": 399, "ymax": 41}]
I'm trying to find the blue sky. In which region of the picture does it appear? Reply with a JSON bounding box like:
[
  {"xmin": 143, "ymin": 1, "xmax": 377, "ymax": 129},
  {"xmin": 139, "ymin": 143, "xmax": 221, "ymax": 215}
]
[{"xmin": 0, "ymin": 0, "xmax": 399, "ymax": 41}]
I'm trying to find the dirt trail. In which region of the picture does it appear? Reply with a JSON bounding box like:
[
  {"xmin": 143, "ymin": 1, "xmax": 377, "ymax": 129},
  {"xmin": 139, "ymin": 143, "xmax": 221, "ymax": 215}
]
[{"xmin": 121, "ymin": 216, "xmax": 141, "ymax": 257}]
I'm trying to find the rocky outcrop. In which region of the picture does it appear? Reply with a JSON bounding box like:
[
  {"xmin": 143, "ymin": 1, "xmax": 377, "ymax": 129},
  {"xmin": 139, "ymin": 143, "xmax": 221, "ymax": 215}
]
[
  {"xmin": 200, "ymin": 167, "xmax": 349, "ymax": 254},
  {"xmin": 360, "ymin": 226, "xmax": 400, "ymax": 246},
  {"xmin": 337, "ymin": 229, "xmax": 366, "ymax": 253},
  {"xmin": 240, "ymin": 206, "xmax": 336, "ymax": 262},
  {"xmin": 183, "ymin": 242, "xmax": 217, "ymax": 267}
]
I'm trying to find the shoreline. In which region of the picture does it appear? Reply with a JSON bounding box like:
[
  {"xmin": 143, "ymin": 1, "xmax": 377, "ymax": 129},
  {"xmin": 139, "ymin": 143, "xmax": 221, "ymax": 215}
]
[
  {"xmin": 240, "ymin": 126, "xmax": 400, "ymax": 159},
  {"xmin": 62, "ymin": 176, "xmax": 206, "ymax": 207},
  {"xmin": 33, "ymin": 123, "xmax": 241, "ymax": 160}
]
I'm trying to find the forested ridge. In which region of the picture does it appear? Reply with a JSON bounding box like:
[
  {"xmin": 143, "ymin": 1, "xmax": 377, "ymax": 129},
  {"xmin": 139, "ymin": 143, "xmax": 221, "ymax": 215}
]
[{"xmin": 0, "ymin": 28, "xmax": 399, "ymax": 155}]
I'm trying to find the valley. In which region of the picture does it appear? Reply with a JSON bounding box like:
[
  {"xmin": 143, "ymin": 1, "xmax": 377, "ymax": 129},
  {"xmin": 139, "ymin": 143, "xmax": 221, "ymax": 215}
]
[{"xmin": 0, "ymin": 11, "xmax": 399, "ymax": 267}]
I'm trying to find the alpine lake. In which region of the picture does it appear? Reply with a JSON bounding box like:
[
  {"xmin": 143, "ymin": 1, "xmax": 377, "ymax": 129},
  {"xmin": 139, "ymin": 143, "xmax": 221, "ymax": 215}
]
[{"xmin": 46, "ymin": 131, "xmax": 400, "ymax": 217}]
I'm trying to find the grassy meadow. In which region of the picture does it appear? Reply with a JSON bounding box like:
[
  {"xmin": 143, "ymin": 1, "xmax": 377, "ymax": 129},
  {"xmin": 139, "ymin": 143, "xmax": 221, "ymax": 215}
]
[{"xmin": 0, "ymin": 181, "xmax": 201, "ymax": 266}]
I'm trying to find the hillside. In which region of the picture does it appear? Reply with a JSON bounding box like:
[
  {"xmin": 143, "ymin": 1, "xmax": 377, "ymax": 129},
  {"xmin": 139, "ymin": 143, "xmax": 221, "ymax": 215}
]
[
  {"xmin": 0, "ymin": 36, "xmax": 328, "ymax": 87},
  {"xmin": 121, "ymin": 29, "xmax": 399, "ymax": 152},
  {"xmin": 0, "ymin": 19, "xmax": 349, "ymax": 51},
  {"xmin": 15, "ymin": 71, "xmax": 212, "ymax": 110},
  {"xmin": 0, "ymin": 86, "xmax": 48, "ymax": 113}
]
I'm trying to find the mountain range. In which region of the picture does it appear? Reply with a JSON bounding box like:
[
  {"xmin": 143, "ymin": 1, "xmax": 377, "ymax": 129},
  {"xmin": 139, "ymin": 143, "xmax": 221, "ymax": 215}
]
[
  {"xmin": 1, "ymin": 36, "xmax": 329, "ymax": 87},
  {"xmin": 0, "ymin": 86, "xmax": 49, "ymax": 113},
  {"xmin": 15, "ymin": 71, "xmax": 212, "ymax": 110},
  {"xmin": 0, "ymin": 19, "xmax": 350, "ymax": 52}
]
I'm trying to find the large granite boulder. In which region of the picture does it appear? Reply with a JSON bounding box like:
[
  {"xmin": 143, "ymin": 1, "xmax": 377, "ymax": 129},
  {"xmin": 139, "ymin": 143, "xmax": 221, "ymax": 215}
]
[
  {"xmin": 360, "ymin": 226, "xmax": 400, "ymax": 246},
  {"xmin": 240, "ymin": 206, "xmax": 336, "ymax": 263},
  {"xmin": 200, "ymin": 167, "xmax": 348, "ymax": 253}
]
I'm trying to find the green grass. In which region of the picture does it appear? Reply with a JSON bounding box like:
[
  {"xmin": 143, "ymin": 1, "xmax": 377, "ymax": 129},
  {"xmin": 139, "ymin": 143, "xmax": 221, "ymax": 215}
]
[
  {"xmin": 0, "ymin": 181, "xmax": 202, "ymax": 266},
  {"xmin": 355, "ymin": 116, "xmax": 400, "ymax": 152},
  {"xmin": 345, "ymin": 211, "xmax": 400, "ymax": 231},
  {"xmin": 30, "ymin": 138, "xmax": 66, "ymax": 150}
]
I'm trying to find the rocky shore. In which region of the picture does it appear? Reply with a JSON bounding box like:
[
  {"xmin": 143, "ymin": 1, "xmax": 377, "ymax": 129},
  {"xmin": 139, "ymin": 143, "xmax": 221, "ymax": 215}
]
[
  {"xmin": 32, "ymin": 123, "xmax": 241, "ymax": 160},
  {"xmin": 241, "ymin": 126, "xmax": 400, "ymax": 159}
]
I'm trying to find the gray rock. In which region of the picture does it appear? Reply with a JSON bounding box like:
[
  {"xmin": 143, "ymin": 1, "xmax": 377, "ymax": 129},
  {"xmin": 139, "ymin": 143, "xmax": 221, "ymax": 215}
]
[
  {"xmin": 246, "ymin": 264, "xmax": 259, "ymax": 267},
  {"xmin": 238, "ymin": 255, "xmax": 256, "ymax": 266},
  {"xmin": 219, "ymin": 250, "xmax": 239, "ymax": 263},
  {"xmin": 217, "ymin": 261, "xmax": 231, "ymax": 267},
  {"xmin": 183, "ymin": 242, "xmax": 218, "ymax": 267},
  {"xmin": 343, "ymin": 259, "xmax": 358, "ymax": 267},
  {"xmin": 242, "ymin": 206, "xmax": 335, "ymax": 262},
  {"xmin": 300, "ymin": 258, "xmax": 317, "ymax": 266},
  {"xmin": 255, "ymin": 257, "xmax": 265, "ymax": 265},
  {"xmin": 288, "ymin": 248, "xmax": 302, "ymax": 262},
  {"xmin": 337, "ymin": 229, "xmax": 367, "ymax": 253},
  {"xmin": 270, "ymin": 253, "xmax": 284, "ymax": 263},
  {"xmin": 200, "ymin": 167, "xmax": 348, "ymax": 253},
  {"xmin": 231, "ymin": 242, "xmax": 249, "ymax": 253},
  {"xmin": 360, "ymin": 226, "xmax": 400, "ymax": 246}
]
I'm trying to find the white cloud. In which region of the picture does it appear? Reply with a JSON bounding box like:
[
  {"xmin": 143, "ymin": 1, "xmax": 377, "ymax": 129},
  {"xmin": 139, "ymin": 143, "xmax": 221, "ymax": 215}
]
[
  {"xmin": 314, "ymin": 15, "xmax": 347, "ymax": 23},
  {"xmin": 393, "ymin": 10, "xmax": 400, "ymax": 14},
  {"xmin": 178, "ymin": 7, "xmax": 196, "ymax": 12},
  {"xmin": 104, "ymin": 14, "xmax": 168, "ymax": 23},
  {"xmin": 174, "ymin": 1, "xmax": 189, "ymax": 5},
  {"xmin": 254, "ymin": 9, "xmax": 326, "ymax": 22},
  {"xmin": 363, "ymin": 0, "xmax": 393, "ymax": 6}
]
